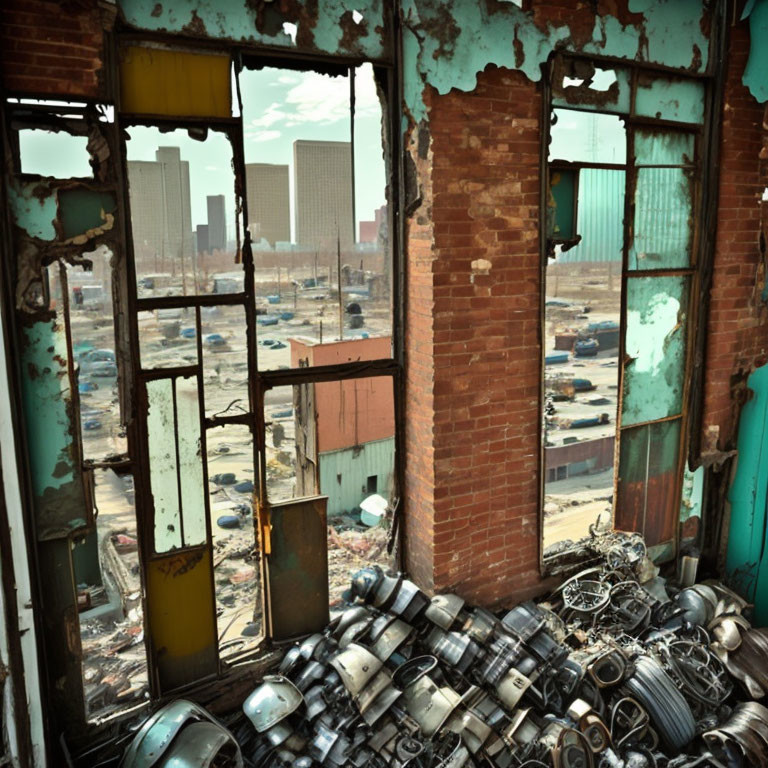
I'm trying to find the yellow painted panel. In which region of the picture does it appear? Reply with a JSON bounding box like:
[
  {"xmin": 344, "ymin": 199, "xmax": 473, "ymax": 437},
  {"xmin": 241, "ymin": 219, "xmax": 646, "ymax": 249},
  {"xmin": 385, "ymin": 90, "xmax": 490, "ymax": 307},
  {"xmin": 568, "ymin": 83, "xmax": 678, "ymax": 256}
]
[
  {"xmin": 120, "ymin": 45, "xmax": 231, "ymax": 117},
  {"xmin": 147, "ymin": 548, "xmax": 218, "ymax": 692}
]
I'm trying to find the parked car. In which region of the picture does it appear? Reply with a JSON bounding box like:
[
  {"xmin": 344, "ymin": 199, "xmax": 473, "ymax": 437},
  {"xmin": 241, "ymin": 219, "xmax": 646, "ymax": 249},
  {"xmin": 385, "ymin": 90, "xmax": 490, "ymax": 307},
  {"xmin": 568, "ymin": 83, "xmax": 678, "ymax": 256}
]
[{"xmin": 204, "ymin": 333, "xmax": 227, "ymax": 348}]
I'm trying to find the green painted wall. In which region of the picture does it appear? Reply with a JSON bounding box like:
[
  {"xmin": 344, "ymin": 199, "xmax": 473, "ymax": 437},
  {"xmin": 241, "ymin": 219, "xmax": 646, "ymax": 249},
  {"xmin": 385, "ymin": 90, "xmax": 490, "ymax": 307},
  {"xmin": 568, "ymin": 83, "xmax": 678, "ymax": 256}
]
[
  {"xmin": 726, "ymin": 364, "xmax": 768, "ymax": 623},
  {"xmin": 318, "ymin": 437, "xmax": 395, "ymax": 518}
]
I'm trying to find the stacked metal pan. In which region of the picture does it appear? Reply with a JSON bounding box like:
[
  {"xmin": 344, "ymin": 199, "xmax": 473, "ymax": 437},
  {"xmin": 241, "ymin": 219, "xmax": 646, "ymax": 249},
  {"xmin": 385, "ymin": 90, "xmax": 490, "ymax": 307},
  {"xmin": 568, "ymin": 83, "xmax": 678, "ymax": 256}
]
[{"xmin": 119, "ymin": 532, "xmax": 768, "ymax": 768}]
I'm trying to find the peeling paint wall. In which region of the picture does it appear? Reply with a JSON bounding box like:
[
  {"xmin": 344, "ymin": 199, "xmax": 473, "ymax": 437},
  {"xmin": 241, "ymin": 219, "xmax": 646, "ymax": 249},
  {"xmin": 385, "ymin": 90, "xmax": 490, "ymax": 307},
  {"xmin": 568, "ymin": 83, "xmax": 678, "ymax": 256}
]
[
  {"xmin": 118, "ymin": 0, "xmax": 391, "ymax": 60},
  {"xmin": 401, "ymin": 0, "xmax": 711, "ymax": 123},
  {"xmin": 20, "ymin": 319, "xmax": 88, "ymax": 540}
]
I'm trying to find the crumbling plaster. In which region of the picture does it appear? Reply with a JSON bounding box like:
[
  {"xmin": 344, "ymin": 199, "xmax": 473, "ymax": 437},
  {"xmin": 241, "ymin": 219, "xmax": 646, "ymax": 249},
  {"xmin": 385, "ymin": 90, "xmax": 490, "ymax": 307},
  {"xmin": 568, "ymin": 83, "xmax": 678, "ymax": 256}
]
[
  {"xmin": 401, "ymin": 0, "xmax": 710, "ymax": 124},
  {"xmin": 118, "ymin": 0, "xmax": 389, "ymax": 60}
]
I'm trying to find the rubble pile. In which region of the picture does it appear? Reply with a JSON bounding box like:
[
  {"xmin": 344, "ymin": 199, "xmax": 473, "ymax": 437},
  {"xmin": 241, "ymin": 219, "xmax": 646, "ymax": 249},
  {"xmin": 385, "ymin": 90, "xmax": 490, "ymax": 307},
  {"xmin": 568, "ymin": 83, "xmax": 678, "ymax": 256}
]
[{"xmin": 119, "ymin": 533, "xmax": 768, "ymax": 768}]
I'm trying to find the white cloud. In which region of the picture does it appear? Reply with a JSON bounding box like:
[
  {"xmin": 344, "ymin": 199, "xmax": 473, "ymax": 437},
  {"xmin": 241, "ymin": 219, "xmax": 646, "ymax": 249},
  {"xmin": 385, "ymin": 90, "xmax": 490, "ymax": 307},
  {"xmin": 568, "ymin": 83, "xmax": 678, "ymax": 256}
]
[
  {"xmin": 246, "ymin": 64, "xmax": 381, "ymax": 133},
  {"xmin": 205, "ymin": 165, "xmax": 219, "ymax": 171},
  {"xmin": 247, "ymin": 130, "xmax": 281, "ymax": 143},
  {"xmin": 250, "ymin": 102, "xmax": 289, "ymax": 128}
]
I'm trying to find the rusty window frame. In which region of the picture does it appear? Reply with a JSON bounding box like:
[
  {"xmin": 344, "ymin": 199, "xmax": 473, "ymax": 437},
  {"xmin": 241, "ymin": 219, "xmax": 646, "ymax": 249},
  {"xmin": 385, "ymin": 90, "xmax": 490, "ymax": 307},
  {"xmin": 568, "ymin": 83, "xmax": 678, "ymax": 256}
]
[
  {"xmin": 539, "ymin": 50, "xmax": 719, "ymax": 573},
  {"xmin": 112, "ymin": 37, "xmax": 405, "ymax": 694}
]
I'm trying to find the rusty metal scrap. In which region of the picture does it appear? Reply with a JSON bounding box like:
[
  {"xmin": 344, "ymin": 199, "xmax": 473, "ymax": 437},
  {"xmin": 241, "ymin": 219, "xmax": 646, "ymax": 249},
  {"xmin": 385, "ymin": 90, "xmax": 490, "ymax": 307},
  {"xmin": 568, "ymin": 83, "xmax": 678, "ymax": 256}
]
[{"xmin": 112, "ymin": 531, "xmax": 768, "ymax": 767}]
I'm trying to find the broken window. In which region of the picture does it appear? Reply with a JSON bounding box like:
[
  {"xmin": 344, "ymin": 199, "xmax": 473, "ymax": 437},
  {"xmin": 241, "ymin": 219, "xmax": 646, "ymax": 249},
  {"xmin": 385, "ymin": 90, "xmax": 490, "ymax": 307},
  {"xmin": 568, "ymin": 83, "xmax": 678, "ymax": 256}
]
[
  {"xmin": 17, "ymin": 129, "xmax": 92, "ymax": 178},
  {"xmin": 78, "ymin": 469, "xmax": 147, "ymax": 718},
  {"xmin": 126, "ymin": 126, "xmax": 240, "ymax": 297},
  {"xmin": 542, "ymin": 56, "xmax": 706, "ymax": 564},
  {"xmin": 267, "ymin": 372, "xmax": 396, "ymax": 610},
  {"xmin": 73, "ymin": 42, "xmax": 403, "ymax": 701},
  {"xmin": 542, "ymin": 109, "xmax": 625, "ymax": 553},
  {"xmin": 240, "ymin": 63, "xmax": 392, "ymax": 367}
]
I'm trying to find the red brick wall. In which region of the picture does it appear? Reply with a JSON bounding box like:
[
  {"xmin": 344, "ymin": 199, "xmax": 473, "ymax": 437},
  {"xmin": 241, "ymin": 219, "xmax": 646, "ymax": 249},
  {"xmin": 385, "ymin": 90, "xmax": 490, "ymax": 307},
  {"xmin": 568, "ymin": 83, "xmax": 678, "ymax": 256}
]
[
  {"xmin": 1, "ymin": 1, "xmax": 112, "ymax": 100},
  {"xmin": 405, "ymin": 66, "xmax": 545, "ymax": 605},
  {"xmin": 404, "ymin": 116, "xmax": 438, "ymax": 591},
  {"xmin": 702, "ymin": 20, "xmax": 768, "ymax": 458}
]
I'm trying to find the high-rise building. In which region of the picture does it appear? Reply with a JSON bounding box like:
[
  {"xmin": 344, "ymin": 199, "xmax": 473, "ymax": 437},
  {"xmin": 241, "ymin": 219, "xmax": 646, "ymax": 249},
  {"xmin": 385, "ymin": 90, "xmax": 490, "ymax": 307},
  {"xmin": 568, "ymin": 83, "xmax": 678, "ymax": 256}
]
[
  {"xmin": 206, "ymin": 194, "xmax": 226, "ymax": 252},
  {"xmin": 127, "ymin": 146, "xmax": 193, "ymax": 268},
  {"xmin": 293, "ymin": 140, "xmax": 353, "ymax": 249},
  {"xmin": 245, "ymin": 163, "xmax": 290, "ymax": 246},
  {"xmin": 196, "ymin": 224, "xmax": 209, "ymax": 255}
]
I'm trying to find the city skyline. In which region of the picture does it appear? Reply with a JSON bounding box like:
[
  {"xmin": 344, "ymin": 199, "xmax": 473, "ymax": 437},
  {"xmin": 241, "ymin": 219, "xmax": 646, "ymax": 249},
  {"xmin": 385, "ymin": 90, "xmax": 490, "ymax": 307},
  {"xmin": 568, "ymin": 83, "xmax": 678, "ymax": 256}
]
[{"xmin": 123, "ymin": 64, "xmax": 387, "ymax": 244}]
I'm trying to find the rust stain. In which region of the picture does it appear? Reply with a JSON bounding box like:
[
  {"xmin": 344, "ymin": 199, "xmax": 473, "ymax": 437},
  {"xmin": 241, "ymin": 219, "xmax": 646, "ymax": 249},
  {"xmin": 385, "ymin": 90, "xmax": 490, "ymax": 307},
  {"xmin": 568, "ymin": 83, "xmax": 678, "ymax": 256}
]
[
  {"xmin": 339, "ymin": 10, "xmax": 369, "ymax": 53},
  {"xmin": 151, "ymin": 3, "xmax": 162, "ymax": 17},
  {"xmin": 182, "ymin": 8, "xmax": 207, "ymax": 36},
  {"xmin": 158, "ymin": 550, "xmax": 205, "ymax": 578},
  {"xmin": 513, "ymin": 28, "xmax": 524, "ymax": 69},
  {"xmin": 599, "ymin": 0, "xmax": 644, "ymax": 27}
]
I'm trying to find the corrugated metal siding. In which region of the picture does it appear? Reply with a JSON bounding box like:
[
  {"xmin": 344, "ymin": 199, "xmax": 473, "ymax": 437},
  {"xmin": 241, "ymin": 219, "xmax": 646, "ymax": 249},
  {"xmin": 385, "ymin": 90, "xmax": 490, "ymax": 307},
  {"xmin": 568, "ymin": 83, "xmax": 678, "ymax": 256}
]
[
  {"xmin": 318, "ymin": 438, "xmax": 395, "ymax": 518},
  {"xmin": 560, "ymin": 169, "xmax": 624, "ymax": 263}
]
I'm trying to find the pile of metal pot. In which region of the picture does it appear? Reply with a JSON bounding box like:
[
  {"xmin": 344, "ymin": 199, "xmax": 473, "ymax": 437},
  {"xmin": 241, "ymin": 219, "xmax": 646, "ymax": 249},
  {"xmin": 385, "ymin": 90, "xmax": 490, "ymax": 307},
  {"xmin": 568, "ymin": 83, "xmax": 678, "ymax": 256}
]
[{"xmin": 119, "ymin": 532, "xmax": 768, "ymax": 767}]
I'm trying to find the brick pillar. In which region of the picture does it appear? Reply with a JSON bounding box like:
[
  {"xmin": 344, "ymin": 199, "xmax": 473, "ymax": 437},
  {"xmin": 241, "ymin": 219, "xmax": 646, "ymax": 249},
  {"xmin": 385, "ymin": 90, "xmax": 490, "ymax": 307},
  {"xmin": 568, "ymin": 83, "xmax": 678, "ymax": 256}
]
[
  {"xmin": 405, "ymin": 66, "xmax": 545, "ymax": 606},
  {"xmin": 702, "ymin": 20, "xmax": 768, "ymax": 457}
]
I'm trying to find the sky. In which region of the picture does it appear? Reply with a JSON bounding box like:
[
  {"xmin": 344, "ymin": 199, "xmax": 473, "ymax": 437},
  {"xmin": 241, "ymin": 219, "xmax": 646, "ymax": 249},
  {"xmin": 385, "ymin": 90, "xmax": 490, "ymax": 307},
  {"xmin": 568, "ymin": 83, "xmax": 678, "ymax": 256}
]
[{"xmin": 125, "ymin": 63, "xmax": 387, "ymax": 242}]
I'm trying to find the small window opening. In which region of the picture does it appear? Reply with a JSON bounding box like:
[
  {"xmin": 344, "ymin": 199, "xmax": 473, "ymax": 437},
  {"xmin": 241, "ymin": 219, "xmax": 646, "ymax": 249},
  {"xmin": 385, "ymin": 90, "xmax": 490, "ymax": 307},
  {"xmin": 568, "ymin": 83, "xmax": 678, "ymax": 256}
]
[{"xmin": 18, "ymin": 129, "xmax": 92, "ymax": 178}]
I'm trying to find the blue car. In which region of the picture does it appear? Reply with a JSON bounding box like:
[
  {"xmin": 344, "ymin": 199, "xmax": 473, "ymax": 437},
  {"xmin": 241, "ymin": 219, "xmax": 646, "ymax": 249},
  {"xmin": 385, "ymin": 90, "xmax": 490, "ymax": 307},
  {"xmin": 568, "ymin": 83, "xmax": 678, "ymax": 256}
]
[{"xmin": 204, "ymin": 333, "xmax": 227, "ymax": 347}]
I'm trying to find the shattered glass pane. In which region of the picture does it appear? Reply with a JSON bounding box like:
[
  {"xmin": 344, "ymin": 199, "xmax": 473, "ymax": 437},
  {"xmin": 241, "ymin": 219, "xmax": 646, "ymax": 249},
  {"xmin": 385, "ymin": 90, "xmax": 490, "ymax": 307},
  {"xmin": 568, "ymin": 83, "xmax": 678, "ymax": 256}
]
[
  {"xmin": 137, "ymin": 309, "xmax": 198, "ymax": 370},
  {"xmin": 622, "ymin": 275, "xmax": 689, "ymax": 426},
  {"xmin": 629, "ymin": 167, "xmax": 693, "ymax": 270},
  {"xmin": 146, "ymin": 378, "xmax": 182, "ymax": 552},
  {"xmin": 634, "ymin": 76, "xmax": 705, "ymax": 124},
  {"xmin": 126, "ymin": 127, "xmax": 242, "ymax": 297},
  {"xmin": 634, "ymin": 129, "xmax": 695, "ymax": 166},
  {"xmin": 176, "ymin": 376, "xmax": 207, "ymax": 548},
  {"xmin": 616, "ymin": 419, "xmax": 681, "ymax": 549}
]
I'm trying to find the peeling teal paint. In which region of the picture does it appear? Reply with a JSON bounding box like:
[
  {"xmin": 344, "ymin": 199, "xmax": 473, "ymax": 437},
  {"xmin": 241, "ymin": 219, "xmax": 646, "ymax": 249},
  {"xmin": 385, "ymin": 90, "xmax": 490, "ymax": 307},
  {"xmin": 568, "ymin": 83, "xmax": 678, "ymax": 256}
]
[
  {"xmin": 742, "ymin": 0, "xmax": 768, "ymax": 103},
  {"xmin": 117, "ymin": 0, "xmax": 388, "ymax": 60},
  {"xmin": 726, "ymin": 364, "xmax": 768, "ymax": 624},
  {"xmin": 622, "ymin": 275, "xmax": 688, "ymax": 426},
  {"xmin": 402, "ymin": 0, "xmax": 710, "ymax": 123},
  {"xmin": 21, "ymin": 319, "xmax": 87, "ymax": 539},
  {"xmin": 7, "ymin": 180, "xmax": 57, "ymax": 241},
  {"xmin": 635, "ymin": 76, "xmax": 705, "ymax": 124}
]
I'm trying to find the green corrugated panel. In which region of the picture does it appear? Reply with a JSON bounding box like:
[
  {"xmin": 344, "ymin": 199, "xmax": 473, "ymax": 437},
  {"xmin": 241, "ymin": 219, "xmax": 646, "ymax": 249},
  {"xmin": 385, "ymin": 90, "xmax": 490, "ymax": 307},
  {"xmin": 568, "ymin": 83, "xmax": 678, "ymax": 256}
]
[
  {"xmin": 559, "ymin": 169, "xmax": 624, "ymax": 263},
  {"xmin": 318, "ymin": 437, "xmax": 395, "ymax": 518}
]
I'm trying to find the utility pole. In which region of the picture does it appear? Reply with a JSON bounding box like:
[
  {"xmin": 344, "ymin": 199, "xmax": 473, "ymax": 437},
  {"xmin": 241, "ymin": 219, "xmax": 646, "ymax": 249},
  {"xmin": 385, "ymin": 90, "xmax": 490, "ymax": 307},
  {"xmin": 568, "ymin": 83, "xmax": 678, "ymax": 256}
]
[{"xmin": 337, "ymin": 230, "xmax": 343, "ymax": 340}]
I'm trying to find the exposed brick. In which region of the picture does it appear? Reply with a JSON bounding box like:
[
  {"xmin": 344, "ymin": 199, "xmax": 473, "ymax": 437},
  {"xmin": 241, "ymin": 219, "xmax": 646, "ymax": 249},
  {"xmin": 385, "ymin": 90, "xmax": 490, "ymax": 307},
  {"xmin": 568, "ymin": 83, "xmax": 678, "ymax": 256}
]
[
  {"xmin": 0, "ymin": 1, "xmax": 113, "ymax": 100},
  {"xmin": 405, "ymin": 67, "xmax": 545, "ymax": 606},
  {"xmin": 702, "ymin": 20, "xmax": 768, "ymax": 458}
]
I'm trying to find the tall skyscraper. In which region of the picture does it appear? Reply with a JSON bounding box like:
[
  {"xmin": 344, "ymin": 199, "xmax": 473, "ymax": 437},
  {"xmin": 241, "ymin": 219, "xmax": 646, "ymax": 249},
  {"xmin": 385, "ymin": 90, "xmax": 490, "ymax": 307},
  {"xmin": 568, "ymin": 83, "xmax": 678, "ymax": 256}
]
[
  {"xmin": 206, "ymin": 194, "xmax": 226, "ymax": 251},
  {"xmin": 127, "ymin": 146, "xmax": 193, "ymax": 269},
  {"xmin": 245, "ymin": 163, "xmax": 290, "ymax": 246},
  {"xmin": 196, "ymin": 224, "xmax": 209, "ymax": 255},
  {"xmin": 293, "ymin": 140, "xmax": 353, "ymax": 249}
]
